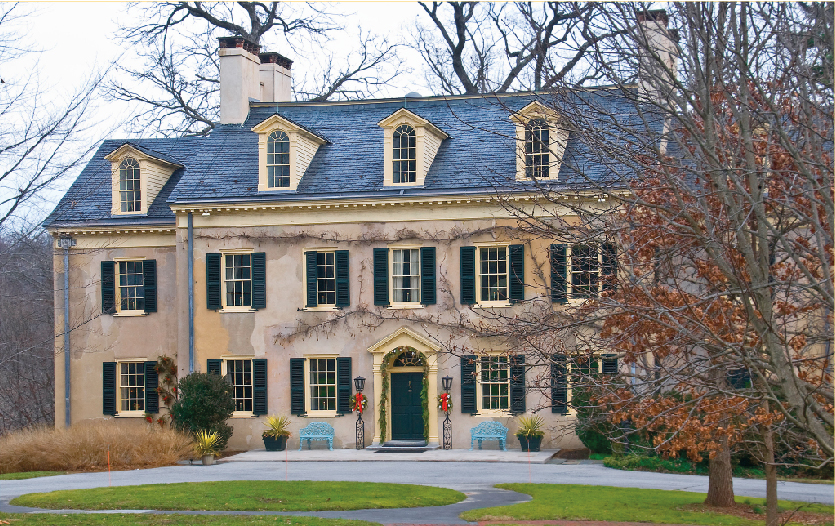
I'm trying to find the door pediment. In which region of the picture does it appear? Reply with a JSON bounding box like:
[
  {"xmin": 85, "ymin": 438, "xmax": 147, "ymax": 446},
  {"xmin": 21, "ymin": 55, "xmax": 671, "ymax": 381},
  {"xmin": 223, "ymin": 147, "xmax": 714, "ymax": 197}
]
[{"xmin": 366, "ymin": 327, "xmax": 439, "ymax": 356}]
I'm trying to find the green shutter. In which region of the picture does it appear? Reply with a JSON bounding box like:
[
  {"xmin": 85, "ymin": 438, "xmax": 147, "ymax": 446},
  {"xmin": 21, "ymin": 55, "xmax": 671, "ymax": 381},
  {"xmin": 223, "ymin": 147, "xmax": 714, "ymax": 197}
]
[
  {"xmin": 206, "ymin": 359, "xmax": 222, "ymax": 375},
  {"xmin": 101, "ymin": 261, "xmax": 115, "ymax": 314},
  {"xmin": 253, "ymin": 359, "xmax": 268, "ymax": 415},
  {"xmin": 251, "ymin": 253, "xmax": 266, "ymax": 309},
  {"xmin": 290, "ymin": 358, "xmax": 306, "ymax": 415},
  {"xmin": 728, "ymin": 368, "xmax": 751, "ymax": 389},
  {"xmin": 206, "ymin": 254, "xmax": 222, "ymax": 310},
  {"xmin": 336, "ymin": 357, "xmax": 352, "ymax": 414},
  {"xmin": 335, "ymin": 250, "xmax": 350, "ymax": 307},
  {"xmin": 373, "ymin": 248, "xmax": 389, "ymax": 306},
  {"xmin": 305, "ymin": 251, "xmax": 318, "ymax": 308},
  {"xmin": 510, "ymin": 355, "xmax": 526, "ymax": 414},
  {"xmin": 144, "ymin": 360, "xmax": 159, "ymax": 413},
  {"xmin": 550, "ymin": 244, "xmax": 567, "ymax": 303},
  {"xmin": 420, "ymin": 247, "xmax": 436, "ymax": 305},
  {"xmin": 143, "ymin": 260, "xmax": 157, "ymax": 313},
  {"xmin": 102, "ymin": 362, "xmax": 117, "ymax": 415},
  {"xmin": 509, "ymin": 244, "xmax": 525, "ymax": 302},
  {"xmin": 460, "ymin": 355, "xmax": 477, "ymax": 414},
  {"xmin": 460, "ymin": 247, "xmax": 476, "ymax": 305},
  {"xmin": 551, "ymin": 354, "xmax": 568, "ymax": 414},
  {"xmin": 602, "ymin": 243, "xmax": 617, "ymax": 292}
]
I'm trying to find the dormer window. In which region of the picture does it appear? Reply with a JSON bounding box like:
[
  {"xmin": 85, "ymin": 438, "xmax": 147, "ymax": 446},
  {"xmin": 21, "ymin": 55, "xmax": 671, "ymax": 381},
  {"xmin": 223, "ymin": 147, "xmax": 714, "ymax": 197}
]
[
  {"xmin": 512, "ymin": 102, "xmax": 568, "ymax": 181},
  {"xmin": 525, "ymin": 119, "xmax": 550, "ymax": 179},
  {"xmin": 119, "ymin": 158, "xmax": 142, "ymax": 212},
  {"xmin": 267, "ymin": 131, "xmax": 291, "ymax": 188},
  {"xmin": 393, "ymin": 125, "xmax": 417, "ymax": 183}
]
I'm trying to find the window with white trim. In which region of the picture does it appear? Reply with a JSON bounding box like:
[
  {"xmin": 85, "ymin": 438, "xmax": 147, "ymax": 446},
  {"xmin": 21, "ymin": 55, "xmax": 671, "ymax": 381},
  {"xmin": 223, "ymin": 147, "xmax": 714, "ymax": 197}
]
[
  {"xmin": 119, "ymin": 158, "xmax": 141, "ymax": 212},
  {"xmin": 119, "ymin": 362, "xmax": 145, "ymax": 412},
  {"xmin": 479, "ymin": 246, "xmax": 508, "ymax": 303},
  {"xmin": 224, "ymin": 253, "xmax": 252, "ymax": 308},
  {"xmin": 117, "ymin": 260, "xmax": 145, "ymax": 312},
  {"xmin": 308, "ymin": 358, "xmax": 337, "ymax": 412},
  {"xmin": 316, "ymin": 252, "xmax": 336, "ymax": 305},
  {"xmin": 525, "ymin": 119, "xmax": 550, "ymax": 179},
  {"xmin": 267, "ymin": 131, "xmax": 290, "ymax": 188},
  {"xmin": 226, "ymin": 359, "xmax": 253, "ymax": 412},
  {"xmin": 568, "ymin": 243, "xmax": 615, "ymax": 299},
  {"xmin": 391, "ymin": 248, "xmax": 420, "ymax": 303},
  {"xmin": 479, "ymin": 356, "xmax": 510, "ymax": 411},
  {"xmin": 392, "ymin": 124, "xmax": 417, "ymax": 183}
]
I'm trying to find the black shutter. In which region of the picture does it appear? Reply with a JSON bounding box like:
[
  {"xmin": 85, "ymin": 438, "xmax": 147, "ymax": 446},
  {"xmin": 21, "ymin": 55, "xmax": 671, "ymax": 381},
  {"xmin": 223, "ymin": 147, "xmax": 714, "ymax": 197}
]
[
  {"xmin": 509, "ymin": 244, "xmax": 525, "ymax": 302},
  {"xmin": 420, "ymin": 247, "xmax": 436, "ymax": 305},
  {"xmin": 460, "ymin": 355, "xmax": 477, "ymax": 414},
  {"xmin": 460, "ymin": 247, "xmax": 476, "ymax": 305},
  {"xmin": 728, "ymin": 368, "xmax": 751, "ymax": 389},
  {"xmin": 251, "ymin": 253, "xmax": 266, "ymax": 310},
  {"xmin": 253, "ymin": 359, "xmax": 268, "ymax": 415},
  {"xmin": 337, "ymin": 357, "xmax": 352, "ymax": 414},
  {"xmin": 373, "ymin": 248, "xmax": 389, "ymax": 306},
  {"xmin": 143, "ymin": 260, "xmax": 157, "ymax": 313},
  {"xmin": 510, "ymin": 355, "xmax": 526, "ymax": 414},
  {"xmin": 602, "ymin": 243, "xmax": 617, "ymax": 292},
  {"xmin": 550, "ymin": 244, "xmax": 567, "ymax": 303},
  {"xmin": 144, "ymin": 360, "xmax": 159, "ymax": 413},
  {"xmin": 102, "ymin": 362, "xmax": 117, "ymax": 415},
  {"xmin": 551, "ymin": 354, "xmax": 568, "ymax": 414},
  {"xmin": 335, "ymin": 250, "xmax": 350, "ymax": 307},
  {"xmin": 290, "ymin": 358, "xmax": 306, "ymax": 415},
  {"xmin": 206, "ymin": 254, "xmax": 222, "ymax": 310},
  {"xmin": 207, "ymin": 359, "xmax": 222, "ymax": 375},
  {"xmin": 305, "ymin": 251, "xmax": 318, "ymax": 308},
  {"xmin": 101, "ymin": 261, "xmax": 116, "ymax": 314},
  {"xmin": 602, "ymin": 354, "xmax": 619, "ymax": 375}
]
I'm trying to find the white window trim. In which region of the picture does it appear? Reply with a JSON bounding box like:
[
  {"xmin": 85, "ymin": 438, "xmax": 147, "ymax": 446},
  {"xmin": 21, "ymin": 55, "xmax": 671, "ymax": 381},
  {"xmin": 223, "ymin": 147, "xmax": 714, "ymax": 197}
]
[
  {"xmin": 303, "ymin": 355, "xmax": 339, "ymax": 417},
  {"xmin": 115, "ymin": 359, "xmax": 148, "ymax": 417},
  {"xmin": 474, "ymin": 243, "xmax": 512, "ymax": 308},
  {"xmin": 564, "ymin": 355, "xmax": 603, "ymax": 417},
  {"xmin": 302, "ymin": 248, "xmax": 339, "ymax": 311},
  {"xmin": 388, "ymin": 245, "xmax": 422, "ymax": 309},
  {"xmin": 220, "ymin": 249, "xmax": 256, "ymax": 313},
  {"xmin": 378, "ymin": 108, "xmax": 448, "ymax": 188},
  {"xmin": 566, "ymin": 244, "xmax": 605, "ymax": 304},
  {"xmin": 220, "ymin": 356, "xmax": 256, "ymax": 417},
  {"xmin": 112, "ymin": 257, "xmax": 148, "ymax": 317},
  {"xmin": 475, "ymin": 355, "xmax": 512, "ymax": 416},
  {"xmin": 511, "ymin": 102, "xmax": 568, "ymax": 182},
  {"xmin": 104, "ymin": 144, "xmax": 181, "ymax": 217},
  {"xmin": 252, "ymin": 115, "xmax": 327, "ymax": 192}
]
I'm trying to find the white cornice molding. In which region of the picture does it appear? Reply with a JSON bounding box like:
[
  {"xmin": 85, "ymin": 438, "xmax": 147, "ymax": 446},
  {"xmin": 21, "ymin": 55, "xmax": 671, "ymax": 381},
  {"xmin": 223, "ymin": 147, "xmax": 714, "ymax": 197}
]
[{"xmin": 251, "ymin": 114, "xmax": 328, "ymax": 145}]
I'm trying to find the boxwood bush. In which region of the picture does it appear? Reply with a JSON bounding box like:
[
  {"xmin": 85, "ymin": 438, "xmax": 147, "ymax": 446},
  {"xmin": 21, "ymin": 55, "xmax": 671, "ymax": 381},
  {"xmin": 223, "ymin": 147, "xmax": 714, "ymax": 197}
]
[{"xmin": 170, "ymin": 373, "xmax": 235, "ymax": 450}]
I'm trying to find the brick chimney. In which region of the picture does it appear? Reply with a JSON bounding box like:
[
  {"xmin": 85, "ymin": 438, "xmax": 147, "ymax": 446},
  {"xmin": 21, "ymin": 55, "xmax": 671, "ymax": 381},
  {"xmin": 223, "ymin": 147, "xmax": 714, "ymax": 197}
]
[{"xmin": 636, "ymin": 9, "xmax": 678, "ymax": 102}]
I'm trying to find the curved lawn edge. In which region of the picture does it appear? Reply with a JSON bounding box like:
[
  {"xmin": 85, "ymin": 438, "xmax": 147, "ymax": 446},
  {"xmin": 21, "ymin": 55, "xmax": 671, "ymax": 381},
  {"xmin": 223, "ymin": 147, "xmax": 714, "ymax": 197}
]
[
  {"xmin": 459, "ymin": 484, "xmax": 833, "ymax": 526},
  {"xmin": 11, "ymin": 480, "xmax": 465, "ymax": 512},
  {"xmin": 0, "ymin": 471, "xmax": 66, "ymax": 480}
]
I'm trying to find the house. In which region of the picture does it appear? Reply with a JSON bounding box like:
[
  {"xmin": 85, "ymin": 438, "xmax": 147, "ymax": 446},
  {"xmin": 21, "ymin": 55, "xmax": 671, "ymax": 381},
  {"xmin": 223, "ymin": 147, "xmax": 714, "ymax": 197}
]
[{"xmin": 44, "ymin": 15, "xmax": 674, "ymax": 450}]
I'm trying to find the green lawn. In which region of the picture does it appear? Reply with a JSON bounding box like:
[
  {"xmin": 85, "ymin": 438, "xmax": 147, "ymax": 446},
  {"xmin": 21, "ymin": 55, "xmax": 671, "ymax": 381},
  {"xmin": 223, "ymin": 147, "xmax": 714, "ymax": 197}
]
[
  {"xmin": 12, "ymin": 481, "xmax": 464, "ymax": 512},
  {"xmin": 0, "ymin": 471, "xmax": 65, "ymax": 480},
  {"xmin": 0, "ymin": 514, "xmax": 375, "ymax": 526},
  {"xmin": 460, "ymin": 484, "xmax": 834, "ymax": 526}
]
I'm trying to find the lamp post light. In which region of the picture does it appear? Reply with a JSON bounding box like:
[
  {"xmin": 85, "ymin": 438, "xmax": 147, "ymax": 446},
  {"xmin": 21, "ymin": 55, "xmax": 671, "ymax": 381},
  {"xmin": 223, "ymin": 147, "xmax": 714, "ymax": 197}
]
[
  {"xmin": 441, "ymin": 376, "xmax": 453, "ymax": 449},
  {"xmin": 354, "ymin": 376, "xmax": 366, "ymax": 450}
]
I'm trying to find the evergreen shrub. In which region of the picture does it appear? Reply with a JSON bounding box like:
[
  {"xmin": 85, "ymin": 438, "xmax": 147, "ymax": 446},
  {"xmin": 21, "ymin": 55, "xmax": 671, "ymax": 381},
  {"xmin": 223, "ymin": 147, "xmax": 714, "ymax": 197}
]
[{"xmin": 170, "ymin": 373, "xmax": 235, "ymax": 450}]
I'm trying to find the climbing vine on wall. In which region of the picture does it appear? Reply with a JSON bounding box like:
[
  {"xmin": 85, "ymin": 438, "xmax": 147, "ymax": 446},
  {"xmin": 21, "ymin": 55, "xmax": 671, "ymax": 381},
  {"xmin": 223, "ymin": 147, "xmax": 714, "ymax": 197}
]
[{"xmin": 378, "ymin": 347, "xmax": 429, "ymax": 443}]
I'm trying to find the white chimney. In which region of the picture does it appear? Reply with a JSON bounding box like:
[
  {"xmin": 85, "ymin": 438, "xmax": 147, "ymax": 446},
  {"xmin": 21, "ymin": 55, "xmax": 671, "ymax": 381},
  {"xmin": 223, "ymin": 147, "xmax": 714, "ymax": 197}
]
[
  {"xmin": 259, "ymin": 52, "xmax": 293, "ymax": 103},
  {"xmin": 636, "ymin": 10, "xmax": 678, "ymax": 103},
  {"xmin": 218, "ymin": 37, "xmax": 261, "ymax": 124}
]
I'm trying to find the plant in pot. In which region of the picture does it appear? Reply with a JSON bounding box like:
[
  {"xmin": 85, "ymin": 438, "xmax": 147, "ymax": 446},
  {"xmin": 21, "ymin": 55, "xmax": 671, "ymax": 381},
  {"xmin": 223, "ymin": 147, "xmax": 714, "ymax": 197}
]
[
  {"xmin": 195, "ymin": 430, "xmax": 220, "ymax": 465},
  {"xmin": 515, "ymin": 415, "xmax": 545, "ymax": 452},
  {"xmin": 262, "ymin": 415, "xmax": 291, "ymax": 451}
]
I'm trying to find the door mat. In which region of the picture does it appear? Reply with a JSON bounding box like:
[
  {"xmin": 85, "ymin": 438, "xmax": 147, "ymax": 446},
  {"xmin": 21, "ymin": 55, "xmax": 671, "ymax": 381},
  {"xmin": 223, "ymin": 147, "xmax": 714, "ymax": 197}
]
[{"xmin": 375, "ymin": 448, "xmax": 427, "ymax": 453}]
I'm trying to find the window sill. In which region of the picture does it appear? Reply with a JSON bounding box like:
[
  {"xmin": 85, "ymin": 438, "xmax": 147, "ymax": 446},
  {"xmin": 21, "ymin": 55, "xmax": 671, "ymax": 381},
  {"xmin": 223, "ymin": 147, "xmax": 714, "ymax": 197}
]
[
  {"xmin": 474, "ymin": 302, "xmax": 513, "ymax": 309},
  {"xmin": 113, "ymin": 311, "xmax": 147, "ymax": 317},
  {"xmin": 219, "ymin": 308, "xmax": 256, "ymax": 313},
  {"xmin": 115, "ymin": 412, "xmax": 146, "ymax": 418},
  {"xmin": 474, "ymin": 411, "xmax": 511, "ymax": 417},
  {"xmin": 387, "ymin": 303, "xmax": 424, "ymax": 310},
  {"xmin": 303, "ymin": 305, "xmax": 339, "ymax": 312},
  {"xmin": 306, "ymin": 410, "xmax": 338, "ymax": 418},
  {"xmin": 231, "ymin": 411, "xmax": 255, "ymax": 418}
]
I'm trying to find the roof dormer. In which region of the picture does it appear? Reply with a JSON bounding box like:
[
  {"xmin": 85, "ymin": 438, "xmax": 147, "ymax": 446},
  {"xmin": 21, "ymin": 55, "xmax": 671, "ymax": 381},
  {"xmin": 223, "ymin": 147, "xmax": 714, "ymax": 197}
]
[
  {"xmin": 104, "ymin": 144, "xmax": 182, "ymax": 216},
  {"xmin": 510, "ymin": 101, "xmax": 568, "ymax": 181},
  {"xmin": 378, "ymin": 108, "xmax": 448, "ymax": 187},
  {"xmin": 252, "ymin": 114, "xmax": 328, "ymax": 192}
]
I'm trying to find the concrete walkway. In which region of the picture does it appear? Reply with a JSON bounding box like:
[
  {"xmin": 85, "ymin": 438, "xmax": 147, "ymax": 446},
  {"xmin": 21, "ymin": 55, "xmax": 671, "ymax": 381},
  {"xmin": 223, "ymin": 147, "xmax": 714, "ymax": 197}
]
[{"xmin": 223, "ymin": 447, "xmax": 560, "ymax": 463}]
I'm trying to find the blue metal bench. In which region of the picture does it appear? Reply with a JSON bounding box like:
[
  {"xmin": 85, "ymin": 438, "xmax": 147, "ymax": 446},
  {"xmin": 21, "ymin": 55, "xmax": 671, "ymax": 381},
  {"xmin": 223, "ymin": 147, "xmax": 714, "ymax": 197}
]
[
  {"xmin": 298, "ymin": 422, "xmax": 335, "ymax": 451},
  {"xmin": 469, "ymin": 421, "xmax": 509, "ymax": 451}
]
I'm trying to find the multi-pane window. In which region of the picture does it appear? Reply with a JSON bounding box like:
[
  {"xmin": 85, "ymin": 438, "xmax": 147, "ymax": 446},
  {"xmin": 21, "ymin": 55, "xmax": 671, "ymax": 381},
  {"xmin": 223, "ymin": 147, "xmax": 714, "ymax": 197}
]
[
  {"xmin": 479, "ymin": 247, "xmax": 508, "ymax": 302},
  {"xmin": 119, "ymin": 362, "xmax": 145, "ymax": 412},
  {"xmin": 267, "ymin": 131, "xmax": 290, "ymax": 188},
  {"xmin": 224, "ymin": 254, "xmax": 252, "ymax": 307},
  {"xmin": 480, "ymin": 356, "xmax": 510, "ymax": 410},
  {"xmin": 571, "ymin": 244, "xmax": 599, "ymax": 299},
  {"xmin": 392, "ymin": 248, "xmax": 420, "ymax": 303},
  {"xmin": 316, "ymin": 252, "xmax": 336, "ymax": 305},
  {"xmin": 393, "ymin": 125, "xmax": 416, "ymax": 183},
  {"xmin": 117, "ymin": 261, "xmax": 145, "ymax": 312},
  {"xmin": 119, "ymin": 158, "xmax": 141, "ymax": 212},
  {"xmin": 309, "ymin": 358, "xmax": 336, "ymax": 411},
  {"xmin": 227, "ymin": 359, "xmax": 253, "ymax": 412},
  {"xmin": 525, "ymin": 119, "xmax": 550, "ymax": 179}
]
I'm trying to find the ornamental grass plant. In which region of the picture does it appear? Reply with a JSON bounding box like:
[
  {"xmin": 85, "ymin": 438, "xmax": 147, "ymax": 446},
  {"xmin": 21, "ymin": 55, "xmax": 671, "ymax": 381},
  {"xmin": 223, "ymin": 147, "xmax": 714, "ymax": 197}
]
[{"xmin": 0, "ymin": 421, "xmax": 193, "ymax": 474}]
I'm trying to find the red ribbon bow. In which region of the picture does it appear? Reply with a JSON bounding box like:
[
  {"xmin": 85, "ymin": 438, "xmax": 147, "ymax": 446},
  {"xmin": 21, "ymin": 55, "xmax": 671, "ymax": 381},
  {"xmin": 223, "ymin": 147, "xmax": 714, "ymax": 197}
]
[
  {"xmin": 441, "ymin": 393, "xmax": 449, "ymax": 412},
  {"xmin": 355, "ymin": 393, "xmax": 363, "ymax": 414}
]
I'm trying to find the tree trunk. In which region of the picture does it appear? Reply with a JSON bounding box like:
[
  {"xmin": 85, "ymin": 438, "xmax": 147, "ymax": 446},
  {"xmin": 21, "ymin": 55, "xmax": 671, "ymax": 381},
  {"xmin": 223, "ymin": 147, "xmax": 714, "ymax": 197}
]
[
  {"xmin": 764, "ymin": 424, "xmax": 779, "ymax": 526},
  {"xmin": 705, "ymin": 437, "xmax": 735, "ymax": 507}
]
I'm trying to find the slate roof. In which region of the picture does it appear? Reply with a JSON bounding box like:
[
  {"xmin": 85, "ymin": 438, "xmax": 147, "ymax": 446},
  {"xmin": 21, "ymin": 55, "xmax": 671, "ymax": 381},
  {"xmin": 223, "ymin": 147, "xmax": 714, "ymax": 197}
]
[{"xmin": 44, "ymin": 90, "xmax": 640, "ymax": 228}]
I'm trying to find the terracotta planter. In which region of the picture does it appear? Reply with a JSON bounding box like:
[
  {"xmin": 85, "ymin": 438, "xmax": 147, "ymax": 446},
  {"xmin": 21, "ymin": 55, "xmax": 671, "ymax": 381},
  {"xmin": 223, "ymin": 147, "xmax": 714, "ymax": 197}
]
[
  {"xmin": 263, "ymin": 435, "xmax": 288, "ymax": 451},
  {"xmin": 517, "ymin": 435, "xmax": 543, "ymax": 452},
  {"xmin": 201, "ymin": 454, "xmax": 214, "ymax": 466}
]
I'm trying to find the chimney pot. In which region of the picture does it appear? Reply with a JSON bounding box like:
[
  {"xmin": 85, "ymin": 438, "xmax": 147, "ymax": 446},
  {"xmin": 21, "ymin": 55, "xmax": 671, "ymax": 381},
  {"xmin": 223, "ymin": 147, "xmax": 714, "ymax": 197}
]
[
  {"xmin": 637, "ymin": 9, "xmax": 669, "ymax": 27},
  {"xmin": 259, "ymin": 52, "xmax": 293, "ymax": 70}
]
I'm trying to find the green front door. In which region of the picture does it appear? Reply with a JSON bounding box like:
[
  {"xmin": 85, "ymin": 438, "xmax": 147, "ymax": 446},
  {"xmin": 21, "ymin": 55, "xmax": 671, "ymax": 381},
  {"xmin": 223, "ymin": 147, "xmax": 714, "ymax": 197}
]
[{"xmin": 390, "ymin": 372, "xmax": 424, "ymax": 441}]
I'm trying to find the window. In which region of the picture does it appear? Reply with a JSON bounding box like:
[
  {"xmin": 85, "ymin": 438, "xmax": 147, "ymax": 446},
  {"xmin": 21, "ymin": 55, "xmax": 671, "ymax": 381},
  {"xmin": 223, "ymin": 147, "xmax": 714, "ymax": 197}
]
[
  {"xmin": 480, "ymin": 356, "xmax": 510, "ymax": 411},
  {"xmin": 304, "ymin": 250, "xmax": 349, "ymax": 309},
  {"xmin": 309, "ymin": 358, "xmax": 337, "ymax": 411},
  {"xmin": 551, "ymin": 243, "xmax": 616, "ymax": 302},
  {"xmin": 393, "ymin": 124, "xmax": 416, "ymax": 183},
  {"xmin": 316, "ymin": 252, "xmax": 336, "ymax": 305},
  {"xmin": 227, "ymin": 359, "xmax": 253, "ymax": 412},
  {"xmin": 525, "ymin": 119, "xmax": 550, "ymax": 179},
  {"xmin": 479, "ymin": 246, "xmax": 508, "ymax": 303},
  {"xmin": 224, "ymin": 253, "xmax": 252, "ymax": 308},
  {"xmin": 117, "ymin": 260, "xmax": 145, "ymax": 312},
  {"xmin": 119, "ymin": 362, "xmax": 145, "ymax": 412},
  {"xmin": 119, "ymin": 158, "xmax": 141, "ymax": 212},
  {"xmin": 392, "ymin": 248, "xmax": 420, "ymax": 303},
  {"xmin": 267, "ymin": 131, "xmax": 290, "ymax": 188},
  {"xmin": 570, "ymin": 244, "xmax": 598, "ymax": 298}
]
